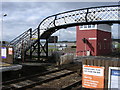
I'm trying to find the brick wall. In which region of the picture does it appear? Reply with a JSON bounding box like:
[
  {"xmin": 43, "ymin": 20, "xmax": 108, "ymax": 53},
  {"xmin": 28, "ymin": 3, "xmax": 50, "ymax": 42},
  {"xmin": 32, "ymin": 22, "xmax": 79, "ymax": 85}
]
[{"xmin": 76, "ymin": 26, "xmax": 111, "ymax": 56}]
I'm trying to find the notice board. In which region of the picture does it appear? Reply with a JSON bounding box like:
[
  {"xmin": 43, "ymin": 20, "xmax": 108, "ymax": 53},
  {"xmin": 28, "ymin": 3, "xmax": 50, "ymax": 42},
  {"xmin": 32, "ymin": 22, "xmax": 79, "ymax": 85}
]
[
  {"xmin": 1, "ymin": 47, "xmax": 7, "ymax": 59},
  {"xmin": 8, "ymin": 48, "xmax": 13, "ymax": 55},
  {"xmin": 108, "ymin": 67, "xmax": 120, "ymax": 89},
  {"xmin": 82, "ymin": 65, "xmax": 104, "ymax": 89}
]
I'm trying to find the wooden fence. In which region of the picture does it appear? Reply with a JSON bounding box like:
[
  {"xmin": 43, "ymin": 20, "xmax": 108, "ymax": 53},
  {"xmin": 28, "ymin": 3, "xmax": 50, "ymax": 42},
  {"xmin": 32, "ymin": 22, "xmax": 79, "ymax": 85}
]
[{"xmin": 82, "ymin": 56, "xmax": 120, "ymax": 88}]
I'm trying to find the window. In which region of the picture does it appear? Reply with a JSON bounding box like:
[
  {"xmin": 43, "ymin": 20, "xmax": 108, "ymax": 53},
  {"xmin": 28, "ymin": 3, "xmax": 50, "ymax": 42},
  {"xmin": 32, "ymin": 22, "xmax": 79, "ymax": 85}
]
[
  {"xmin": 84, "ymin": 25, "xmax": 87, "ymax": 28},
  {"xmin": 80, "ymin": 25, "xmax": 83, "ymax": 28},
  {"xmin": 88, "ymin": 25, "xmax": 91, "ymax": 28},
  {"xmin": 92, "ymin": 25, "xmax": 95, "ymax": 28}
]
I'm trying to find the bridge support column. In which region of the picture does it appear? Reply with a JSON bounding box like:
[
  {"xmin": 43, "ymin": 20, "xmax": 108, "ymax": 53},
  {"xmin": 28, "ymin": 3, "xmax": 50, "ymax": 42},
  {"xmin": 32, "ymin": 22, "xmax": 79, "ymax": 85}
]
[
  {"xmin": 29, "ymin": 28, "xmax": 32, "ymax": 60},
  {"xmin": 21, "ymin": 40, "xmax": 25, "ymax": 62},
  {"xmin": 38, "ymin": 28, "xmax": 40, "ymax": 61},
  {"xmin": 46, "ymin": 39, "xmax": 48, "ymax": 57}
]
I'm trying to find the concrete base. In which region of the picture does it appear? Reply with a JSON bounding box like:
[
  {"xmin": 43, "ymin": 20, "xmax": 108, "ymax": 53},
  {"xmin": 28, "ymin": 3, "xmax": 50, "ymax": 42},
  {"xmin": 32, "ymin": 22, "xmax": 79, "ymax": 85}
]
[{"xmin": 0, "ymin": 62, "xmax": 22, "ymax": 72}]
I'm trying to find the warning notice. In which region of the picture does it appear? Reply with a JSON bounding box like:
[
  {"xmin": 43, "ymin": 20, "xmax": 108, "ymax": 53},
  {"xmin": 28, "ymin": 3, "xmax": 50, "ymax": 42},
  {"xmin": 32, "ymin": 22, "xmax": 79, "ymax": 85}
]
[
  {"xmin": 82, "ymin": 65, "xmax": 104, "ymax": 89},
  {"xmin": 8, "ymin": 48, "xmax": 13, "ymax": 55}
]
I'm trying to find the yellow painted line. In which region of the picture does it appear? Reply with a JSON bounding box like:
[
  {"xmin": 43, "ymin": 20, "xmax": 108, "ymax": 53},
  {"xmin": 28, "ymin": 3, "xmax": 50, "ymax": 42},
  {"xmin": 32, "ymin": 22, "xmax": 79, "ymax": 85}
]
[
  {"xmin": 0, "ymin": 64, "xmax": 11, "ymax": 67},
  {"xmin": 31, "ymin": 38, "xmax": 38, "ymax": 40}
]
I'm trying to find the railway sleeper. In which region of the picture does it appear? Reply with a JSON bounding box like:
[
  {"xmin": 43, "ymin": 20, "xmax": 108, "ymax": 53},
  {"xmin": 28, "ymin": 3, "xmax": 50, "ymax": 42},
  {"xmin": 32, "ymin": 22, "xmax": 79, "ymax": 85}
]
[
  {"xmin": 32, "ymin": 73, "xmax": 82, "ymax": 90},
  {"xmin": 2, "ymin": 70, "xmax": 74, "ymax": 90}
]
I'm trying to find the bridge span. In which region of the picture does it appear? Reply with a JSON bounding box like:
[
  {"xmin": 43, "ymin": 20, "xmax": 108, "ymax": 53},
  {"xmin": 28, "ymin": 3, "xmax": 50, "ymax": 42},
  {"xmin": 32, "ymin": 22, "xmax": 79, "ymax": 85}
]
[{"xmin": 8, "ymin": 5, "xmax": 120, "ymax": 61}]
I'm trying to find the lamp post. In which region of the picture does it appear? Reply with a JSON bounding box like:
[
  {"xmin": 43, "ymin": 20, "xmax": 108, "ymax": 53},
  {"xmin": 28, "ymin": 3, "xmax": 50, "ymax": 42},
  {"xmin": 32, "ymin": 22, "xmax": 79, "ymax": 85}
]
[{"xmin": 1, "ymin": 14, "xmax": 7, "ymax": 46}]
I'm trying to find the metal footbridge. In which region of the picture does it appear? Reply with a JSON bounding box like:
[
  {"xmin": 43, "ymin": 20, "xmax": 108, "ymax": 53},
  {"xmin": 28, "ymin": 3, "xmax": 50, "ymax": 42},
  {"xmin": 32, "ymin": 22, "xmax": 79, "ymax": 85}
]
[{"xmin": 8, "ymin": 5, "xmax": 120, "ymax": 61}]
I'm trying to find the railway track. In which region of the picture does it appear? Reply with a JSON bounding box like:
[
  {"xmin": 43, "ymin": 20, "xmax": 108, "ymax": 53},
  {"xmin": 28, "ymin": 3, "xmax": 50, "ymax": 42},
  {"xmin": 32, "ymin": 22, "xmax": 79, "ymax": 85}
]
[
  {"xmin": 2, "ymin": 69, "xmax": 81, "ymax": 90},
  {"xmin": 2, "ymin": 63, "xmax": 82, "ymax": 90},
  {"xmin": 31, "ymin": 73, "xmax": 82, "ymax": 90}
]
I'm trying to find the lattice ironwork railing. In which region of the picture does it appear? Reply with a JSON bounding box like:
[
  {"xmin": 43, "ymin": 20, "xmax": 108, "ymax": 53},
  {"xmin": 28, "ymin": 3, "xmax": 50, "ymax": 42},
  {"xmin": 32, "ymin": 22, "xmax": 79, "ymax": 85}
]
[
  {"xmin": 8, "ymin": 5, "xmax": 120, "ymax": 59},
  {"xmin": 8, "ymin": 28, "xmax": 39, "ymax": 59},
  {"xmin": 38, "ymin": 5, "xmax": 119, "ymax": 34}
]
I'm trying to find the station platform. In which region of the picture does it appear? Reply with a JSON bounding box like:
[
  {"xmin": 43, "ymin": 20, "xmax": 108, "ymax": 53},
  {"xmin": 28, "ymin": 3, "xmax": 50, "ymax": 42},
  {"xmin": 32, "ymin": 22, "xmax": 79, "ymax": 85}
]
[{"xmin": 0, "ymin": 62, "xmax": 22, "ymax": 72}]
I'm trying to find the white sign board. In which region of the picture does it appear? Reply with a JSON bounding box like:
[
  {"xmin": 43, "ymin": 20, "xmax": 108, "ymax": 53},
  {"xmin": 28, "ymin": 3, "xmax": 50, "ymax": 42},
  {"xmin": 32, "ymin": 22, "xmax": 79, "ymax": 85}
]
[
  {"xmin": 88, "ymin": 38, "xmax": 97, "ymax": 40},
  {"xmin": 1, "ymin": 47, "xmax": 7, "ymax": 59},
  {"xmin": 8, "ymin": 48, "xmax": 13, "ymax": 55},
  {"xmin": 82, "ymin": 65, "xmax": 104, "ymax": 89},
  {"xmin": 108, "ymin": 67, "xmax": 120, "ymax": 89}
]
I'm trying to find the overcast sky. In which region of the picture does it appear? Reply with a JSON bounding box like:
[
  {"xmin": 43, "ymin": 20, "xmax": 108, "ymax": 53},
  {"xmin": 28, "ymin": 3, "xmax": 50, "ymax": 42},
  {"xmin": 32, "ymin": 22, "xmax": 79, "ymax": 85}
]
[{"xmin": 1, "ymin": 2, "xmax": 119, "ymax": 41}]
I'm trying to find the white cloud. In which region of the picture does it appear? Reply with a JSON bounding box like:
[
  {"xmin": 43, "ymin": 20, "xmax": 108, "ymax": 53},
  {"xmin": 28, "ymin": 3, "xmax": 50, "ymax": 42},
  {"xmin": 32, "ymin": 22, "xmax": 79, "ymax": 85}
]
[
  {"xmin": 112, "ymin": 24, "xmax": 119, "ymax": 39},
  {"xmin": 52, "ymin": 27, "xmax": 76, "ymax": 41},
  {"xmin": 2, "ymin": 2, "xmax": 119, "ymax": 42},
  {"xmin": 2, "ymin": 0, "xmax": 120, "ymax": 2}
]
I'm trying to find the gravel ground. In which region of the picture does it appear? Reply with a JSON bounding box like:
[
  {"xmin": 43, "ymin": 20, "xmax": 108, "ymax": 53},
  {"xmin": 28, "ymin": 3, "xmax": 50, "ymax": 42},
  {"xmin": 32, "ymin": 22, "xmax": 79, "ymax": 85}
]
[{"xmin": 31, "ymin": 73, "xmax": 82, "ymax": 89}]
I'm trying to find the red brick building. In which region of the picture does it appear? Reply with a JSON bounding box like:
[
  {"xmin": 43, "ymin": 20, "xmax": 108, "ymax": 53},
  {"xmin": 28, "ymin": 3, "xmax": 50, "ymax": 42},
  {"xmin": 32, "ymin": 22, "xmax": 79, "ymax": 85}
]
[{"xmin": 76, "ymin": 24, "xmax": 112, "ymax": 56}]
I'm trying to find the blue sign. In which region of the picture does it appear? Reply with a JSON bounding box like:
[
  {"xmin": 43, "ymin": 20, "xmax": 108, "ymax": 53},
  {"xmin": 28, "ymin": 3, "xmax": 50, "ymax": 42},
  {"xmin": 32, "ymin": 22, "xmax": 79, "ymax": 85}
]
[
  {"xmin": 111, "ymin": 69, "xmax": 120, "ymax": 76},
  {"xmin": 108, "ymin": 67, "xmax": 120, "ymax": 89},
  {"xmin": 1, "ymin": 47, "xmax": 7, "ymax": 59}
]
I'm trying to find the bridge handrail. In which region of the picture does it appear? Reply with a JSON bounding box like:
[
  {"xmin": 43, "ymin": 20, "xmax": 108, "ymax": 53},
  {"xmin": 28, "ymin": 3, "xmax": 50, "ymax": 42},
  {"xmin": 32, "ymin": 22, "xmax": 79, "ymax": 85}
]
[
  {"xmin": 8, "ymin": 29, "xmax": 31, "ymax": 45},
  {"xmin": 38, "ymin": 5, "xmax": 120, "ymax": 35},
  {"xmin": 8, "ymin": 5, "xmax": 120, "ymax": 59}
]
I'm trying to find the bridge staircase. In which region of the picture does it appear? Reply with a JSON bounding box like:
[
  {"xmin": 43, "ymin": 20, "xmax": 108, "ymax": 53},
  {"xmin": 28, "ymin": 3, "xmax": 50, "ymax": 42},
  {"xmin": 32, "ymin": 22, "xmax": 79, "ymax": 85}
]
[{"xmin": 7, "ymin": 5, "xmax": 120, "ymax": 62}]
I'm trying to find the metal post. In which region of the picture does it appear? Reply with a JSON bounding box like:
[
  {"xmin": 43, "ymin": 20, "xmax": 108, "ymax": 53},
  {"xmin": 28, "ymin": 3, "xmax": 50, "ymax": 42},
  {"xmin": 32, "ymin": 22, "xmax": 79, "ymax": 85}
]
[
  {"xmin": 85, "ymin": 9, "xmax": 89, "ymax": 22},
  {"xmin": 54, "ymin": 36, "xmax": 56, "ymax": 50},
  {"xmin": 29, "ymin": 28, "xmax": 32, "ymax": 60},
  {"xmin": 85, "ymin": 43, "xmax": 86, "ymax": 56},
  {"xmin": 46, "ymin": 39, "xmax": 48, "ymax": 57},
  {"xmin": 1, "ymin": 14, "xmax": 3, "ymax": 47},
  {"xmin": 1, "ymin": 13, "xmax": 7, "ymax": 47},
  {"xmin": 22, "ymin": 40, "xmax": 24, "ymax": 62},
  {"xmin": 38, "ymin": 28, "xmax": 40, "ymax": 60}
]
